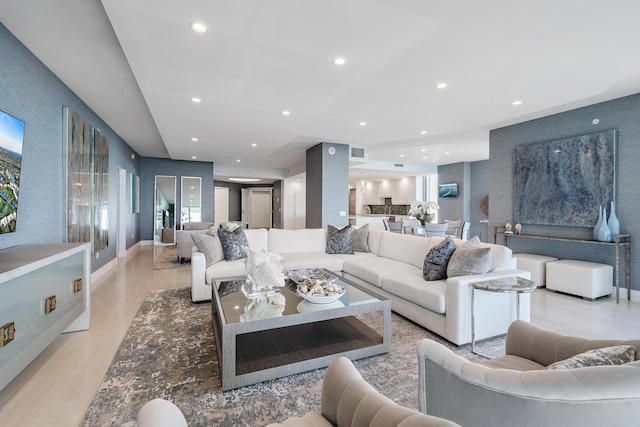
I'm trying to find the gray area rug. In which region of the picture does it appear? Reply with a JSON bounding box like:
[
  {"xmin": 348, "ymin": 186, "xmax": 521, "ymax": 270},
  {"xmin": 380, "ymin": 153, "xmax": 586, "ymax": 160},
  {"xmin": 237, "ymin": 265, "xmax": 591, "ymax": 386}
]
[
  {"xmin": 153, "ymin": 245, "xmax": 190, "ymax": 270},
  {"xmin": 81, "ymin": 288, "xmax": 505, "ymax": 426}
]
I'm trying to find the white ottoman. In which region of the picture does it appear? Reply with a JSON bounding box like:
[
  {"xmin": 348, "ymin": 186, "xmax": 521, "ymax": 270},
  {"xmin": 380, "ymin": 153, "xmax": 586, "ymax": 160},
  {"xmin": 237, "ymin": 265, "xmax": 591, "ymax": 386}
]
[
  {"xmin": 546, "ymin": 259, "xmax": 613, "ymax": 300},
  {"xmin": 513, "ymin": 253, "xmax": 559, "ymax": 287}
]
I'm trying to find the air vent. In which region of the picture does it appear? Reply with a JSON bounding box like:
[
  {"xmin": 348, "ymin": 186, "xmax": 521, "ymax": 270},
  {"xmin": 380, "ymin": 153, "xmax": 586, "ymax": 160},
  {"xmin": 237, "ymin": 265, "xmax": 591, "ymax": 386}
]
[
  {"xmin": 351, "ymin": 147, "xmax": 366, "ymax": 158},
  {"xmin": 349, "ymin": 145, "xmax": 368, "ymax": 164},
  {"xmin": 394, "ymin": 163, "xmax": 404, "ymax": 167}
]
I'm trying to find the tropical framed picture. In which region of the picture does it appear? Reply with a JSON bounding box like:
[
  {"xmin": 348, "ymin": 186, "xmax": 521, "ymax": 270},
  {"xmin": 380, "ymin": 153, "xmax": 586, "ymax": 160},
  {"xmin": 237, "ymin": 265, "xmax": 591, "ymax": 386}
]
[{"xmin": 0, "ymin": 110, "xmax": 25, "ymax": 233}]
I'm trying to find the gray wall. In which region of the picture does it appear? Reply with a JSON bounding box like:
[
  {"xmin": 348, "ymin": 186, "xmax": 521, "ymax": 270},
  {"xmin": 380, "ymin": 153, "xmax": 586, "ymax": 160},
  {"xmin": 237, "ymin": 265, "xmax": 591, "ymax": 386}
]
[
  {"xmin": 437, "ymin": 163, "xmax": 469, "ymax": 223},
  {"xmin": 140, "ymin": 158, "xmax": 214, "ymax": 240},
  {"xmin": 306, "ymin": 143, "xmax": 349, "ymax": 228},
  {"xmin": 490, "ymin": 92, "xmax": 640, "ymax": 291},
  {"xmin": 470, "ymin": 160, "xmax": 489, "ymax": 241},
  {"xmin": 0, "ymin": 23, "xmax": 141, "ymax": 272}
]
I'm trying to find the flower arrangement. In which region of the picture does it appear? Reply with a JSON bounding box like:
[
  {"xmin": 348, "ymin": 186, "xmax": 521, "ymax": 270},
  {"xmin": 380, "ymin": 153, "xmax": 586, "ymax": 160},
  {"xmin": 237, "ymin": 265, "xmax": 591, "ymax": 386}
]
[{"xmin": 408, "ymin": 200, "xmax": 440, "ymax": 224}]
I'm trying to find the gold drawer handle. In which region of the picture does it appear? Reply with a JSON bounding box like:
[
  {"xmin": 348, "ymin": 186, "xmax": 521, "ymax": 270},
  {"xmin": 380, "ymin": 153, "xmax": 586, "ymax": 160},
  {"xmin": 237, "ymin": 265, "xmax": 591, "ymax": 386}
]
[
  {"xmin": 1, "ymin": 322, "xmax": 16, "ymax": 347},
  {"xmin": 45, "ymin": 295, "xmax": 57, "ymax": 314},
  {"xmin": 73, "ymin": 278, "xmax": 83, "ymax": 293}
]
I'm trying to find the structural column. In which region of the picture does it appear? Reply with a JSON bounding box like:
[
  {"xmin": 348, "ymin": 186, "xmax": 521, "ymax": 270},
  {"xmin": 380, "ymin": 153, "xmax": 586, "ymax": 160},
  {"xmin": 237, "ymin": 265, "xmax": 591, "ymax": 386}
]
[{"xmin": 306, "ymin": 142, "xmax": 349, "ymax": 228}]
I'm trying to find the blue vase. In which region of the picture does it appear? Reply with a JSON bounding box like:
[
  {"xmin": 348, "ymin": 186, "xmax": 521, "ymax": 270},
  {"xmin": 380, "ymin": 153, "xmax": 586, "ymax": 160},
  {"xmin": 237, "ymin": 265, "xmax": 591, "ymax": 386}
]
[
  {"xmin": 608, "ymin": 201, "xmax": 620, "ymax": 241},
  {"xmin": 593, "ymin": 205, "xmax": 603, "ymax": 240},
  {"xmin": 597, "ymin": 207, "xmax": 612, "ymax": 242}
]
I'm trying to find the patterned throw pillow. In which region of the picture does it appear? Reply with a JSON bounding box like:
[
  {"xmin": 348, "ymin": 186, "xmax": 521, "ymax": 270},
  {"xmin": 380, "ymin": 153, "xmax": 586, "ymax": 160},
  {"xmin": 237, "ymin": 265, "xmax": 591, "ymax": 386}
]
[
  {"xmin": 446, "ymin": 247, "xmax": 491, "ymax": 278},
  {"xmin": 218, "ymin": 227, "xmax": 249, "ymax": 261},
  {"xmin": 423, "ymin": 236, "xmax": 456, "ymax": 281},
  {"xmin": 352, "ymin": 224, "xmax": 370, "ymax": 252},
  {"xmin": 191, "ymin": 233, "xmax": 224, "ymax": 267},
  {"xmin": 545, "ymin": 345, "xmax": 636, "ymax": 370},
  {"xmin": 326, "ymin": 225, "xmax": 354, "ymax": 254}
]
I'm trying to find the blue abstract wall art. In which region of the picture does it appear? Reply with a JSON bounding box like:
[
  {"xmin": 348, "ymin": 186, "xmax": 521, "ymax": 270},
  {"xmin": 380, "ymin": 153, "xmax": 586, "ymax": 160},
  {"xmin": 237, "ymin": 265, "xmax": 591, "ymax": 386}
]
[{"xmin": 513, "ymin": 130, "xmax": 616, "ymax": 227}]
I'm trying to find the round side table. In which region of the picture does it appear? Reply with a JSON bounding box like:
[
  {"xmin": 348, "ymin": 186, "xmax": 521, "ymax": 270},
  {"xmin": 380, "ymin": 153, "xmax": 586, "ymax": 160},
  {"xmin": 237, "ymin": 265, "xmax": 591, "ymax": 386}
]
[{"xmin": 470, "ymin": 276, "xmax": 537, "ymax": 357}]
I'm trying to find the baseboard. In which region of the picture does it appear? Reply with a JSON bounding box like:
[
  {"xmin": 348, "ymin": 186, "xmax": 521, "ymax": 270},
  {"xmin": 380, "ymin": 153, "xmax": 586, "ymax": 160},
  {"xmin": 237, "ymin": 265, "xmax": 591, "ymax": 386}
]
[
  {"xmin": 140, "ymin": 240, "xmax": 154, "ymax": 246},
  {"xmin": 91, "ymin": 242, "xmax": 142, "ymax": 290}
]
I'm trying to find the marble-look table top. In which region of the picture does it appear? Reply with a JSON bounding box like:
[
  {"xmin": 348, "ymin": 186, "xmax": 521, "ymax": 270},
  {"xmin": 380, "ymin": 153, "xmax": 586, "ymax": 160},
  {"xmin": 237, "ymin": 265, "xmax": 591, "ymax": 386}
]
[{"xmin": 471, "ymin": 276, "xmax": 537, "ymax": 293}]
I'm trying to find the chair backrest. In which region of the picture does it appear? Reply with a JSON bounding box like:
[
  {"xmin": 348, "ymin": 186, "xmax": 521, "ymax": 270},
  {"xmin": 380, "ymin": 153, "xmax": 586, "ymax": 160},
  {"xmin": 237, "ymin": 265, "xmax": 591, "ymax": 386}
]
[
  {"xmin": 388, "ymin": 221, "xmax": 403, "ymax": 233},
  {"xmin": 424, "ymin": 223, "xmax": 449, "ymax": 237},
  {"xmin": 460, "ymin": 221, "xmax": 471, "ymax": 240},
  {"xmin": 444, "ymin": 219, "xmax": 461, "ymax": 237}
]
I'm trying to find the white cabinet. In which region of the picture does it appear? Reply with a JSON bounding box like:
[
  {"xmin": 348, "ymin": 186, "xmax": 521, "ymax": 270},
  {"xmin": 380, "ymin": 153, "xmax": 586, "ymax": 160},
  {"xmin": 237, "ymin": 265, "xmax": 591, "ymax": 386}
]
[
  {"xmin": 363, "ymin": 181, "xmax": 379, "ymax": 205},
  {"xmin": 0, "ymin": 243, "xmax": 90, "ymax": 391},
  {"xmin": 378, "ymin": 180, "xmax": 392, "ymax": 198},
  {"xmin": 391, "ymin": 178, "xmax": 416, "ymax": 204}
]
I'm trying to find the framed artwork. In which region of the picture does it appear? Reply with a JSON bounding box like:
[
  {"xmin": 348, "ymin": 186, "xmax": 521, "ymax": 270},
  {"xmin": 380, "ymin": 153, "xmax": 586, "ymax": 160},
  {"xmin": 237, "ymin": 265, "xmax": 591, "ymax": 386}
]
[
  {"xmin": 0, "ymin": 110, "xmax": 25, "ymax": 234},
  {"xmin": 93, "ymin": 128, "xmax": 109, "ymax": 253},
  {"xmin": 438, "ymin": 183, "xmax": 458, "ymax": 198},
  {"xmin": 65, "ymin": 107, "xmax": 92, "ymax": 244},
  {"xmin": 131, "ymin": 173, "xmax": 140, "ymax": 214},
  {"xmin": 514, "ymin": 130, "xmax": 616, "ymax": 227}
]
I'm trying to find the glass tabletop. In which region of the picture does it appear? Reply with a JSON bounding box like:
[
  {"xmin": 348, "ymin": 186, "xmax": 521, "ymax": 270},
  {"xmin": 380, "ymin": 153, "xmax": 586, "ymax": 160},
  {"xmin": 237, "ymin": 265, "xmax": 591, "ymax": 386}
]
[{"xmin": 215, "ymin": 269, "xmax": 383, "ymax": 325}]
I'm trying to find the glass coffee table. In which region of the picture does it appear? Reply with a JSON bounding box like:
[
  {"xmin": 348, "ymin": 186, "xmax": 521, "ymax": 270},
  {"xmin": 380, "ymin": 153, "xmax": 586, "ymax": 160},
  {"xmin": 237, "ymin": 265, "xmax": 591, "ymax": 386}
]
[{"xmin": 212, "ymin": 269, "xmax": 391, "ymax": 391}]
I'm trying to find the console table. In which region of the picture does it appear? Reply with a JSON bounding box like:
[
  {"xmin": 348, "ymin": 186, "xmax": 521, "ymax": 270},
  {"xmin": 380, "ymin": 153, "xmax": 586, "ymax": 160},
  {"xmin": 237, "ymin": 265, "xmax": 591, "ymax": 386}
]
[
  {"xmin": 494, "ymin": 227, "xmax": 631, "ymax": 303},
  {"xmin": 0, "ymin": 243, "xmax": 91, "ymax": 391}
]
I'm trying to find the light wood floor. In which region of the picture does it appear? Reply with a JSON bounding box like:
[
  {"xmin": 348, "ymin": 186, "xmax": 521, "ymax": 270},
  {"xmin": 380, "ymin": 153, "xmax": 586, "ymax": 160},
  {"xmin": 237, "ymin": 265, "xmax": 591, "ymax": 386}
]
[{"xmin": 0, "ymin": 245, "xmax": 639, "ymax": 427}]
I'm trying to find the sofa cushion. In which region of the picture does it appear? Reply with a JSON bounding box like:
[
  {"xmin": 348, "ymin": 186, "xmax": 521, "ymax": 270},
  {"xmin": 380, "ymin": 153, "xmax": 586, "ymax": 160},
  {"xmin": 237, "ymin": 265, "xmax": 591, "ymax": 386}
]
[
  {"xmin": 268, "ymin": 228, "xmax": 327, "ymax": 254},
  {"xmin": 381, "ymin": 270, "xmax": 447, "ymax": 313},
  {"xmin": 447, "ymin": 247, "xmax": 491, "ymax": 278},
  {"xmin": 377, "ymin": 232, "xmax": 433, "ymax": 269},
  {"xmin": 191, "ymin": 232, "xmax": 224, "ymax": 267},
  {"xmin": 480, "ymin": 355, "xmax": 545, "ymax": 371},
  {"xmin": 279, "ymin": 252, "xmax": 345, "ymax": 272},
  {"xmin": 343, "ymin": 256, "xmax": 415, "ymax": 288},
  {"xmin": 219, "ymin": 227, "xmax": 250, "ymax": 261},
  {"xmin": 326, "ymin": 225, "xmax": 354, "ymax": 254},
  {"xmin": 352, "ymin": 224, "xmax": 370, "ymax": 252},
  {"xmin": 545, "ymin": 345, "xmax": 636, "ymax": 370},
  {"xmin": 423, "ymin": 236, "xmax": 456, "ymax": 281}
]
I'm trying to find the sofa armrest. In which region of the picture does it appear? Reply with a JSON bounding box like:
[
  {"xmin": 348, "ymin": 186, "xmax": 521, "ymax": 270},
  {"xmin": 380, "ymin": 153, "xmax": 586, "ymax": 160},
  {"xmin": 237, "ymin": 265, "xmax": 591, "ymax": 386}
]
[
  {"xmin": 444, "ymin": 269, "xmax": 531, "ymax": 345},
  {"xmin": 190, "ymin": 251, "xmax": 208, "ymax": 302},
  {"xmin": 505, "ymin": 320, "xmax": 640, "ymax": 366}
]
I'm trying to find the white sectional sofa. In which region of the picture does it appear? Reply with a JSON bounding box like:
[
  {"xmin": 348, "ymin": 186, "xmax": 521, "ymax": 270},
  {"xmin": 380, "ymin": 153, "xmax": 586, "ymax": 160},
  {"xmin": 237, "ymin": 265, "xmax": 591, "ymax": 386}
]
[{"xmin": 190, "ymin": 228, "xmax": 530, "ymax": 345}]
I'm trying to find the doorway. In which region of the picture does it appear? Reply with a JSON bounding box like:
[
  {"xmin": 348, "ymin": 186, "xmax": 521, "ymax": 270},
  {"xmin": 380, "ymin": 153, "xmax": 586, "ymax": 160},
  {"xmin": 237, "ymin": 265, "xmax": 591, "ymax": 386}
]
[
  {"xmin": 214, "ymin": 186, "xmax": 229, "ymax": 226},
  {"xmin": 241, "ymin": 188, "xmax": 272, "ymax": 229}
]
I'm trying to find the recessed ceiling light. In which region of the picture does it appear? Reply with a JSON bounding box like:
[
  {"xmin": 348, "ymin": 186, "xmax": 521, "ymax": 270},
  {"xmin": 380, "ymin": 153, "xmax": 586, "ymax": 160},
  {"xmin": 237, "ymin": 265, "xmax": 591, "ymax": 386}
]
[
  {"xmin": 359, "ymin": 122, "xmax": 367, "ymax": 126},
  {"xmin": 422, "ymin": 156, "xmax": 427, "ymax": 159},
  {"xmin": 399, "ymin": 154, "xmax": 405, "ymax": 157},
  {"xmin": 282, "ymin": 110, "xmax": 290, "ymax": 116},
  {"xmin": 420, "ymin": 130, "xmax": 428, "ymax": 135},
  {"xmin": 191, "ymin": 156, "xmax": 197, "ymax": 159},
  {"xmin": 334, "ymin": 57, "xmax": 346, "ymax": 65},
  {"xmin": 191, "ymin": 97, "xmax": 201, "ymax": 103},
  {"xmin": 236, "ymin": 159, "xmax": 241, "ymax": 162},
  {"xmin": 512, "ymin": 100, "xmax": 523, "ymax": 106},
  {"xmin": 444, "ymin": 151, "xmax": 450, "ymax": 155},
  {"xmin": 190, "ymin": 22, "xmax": 208, "ymax": 33},
  {"xmin": 229, "ymin": 177, "xmax": 261, "ymax": 182},
  {"xmin": 436, "ymin": 82, "xmax": 448, "ymax": 89},
  {"xmin": 191, "ymin": 137, "xmax": 198, "ymax": 142},
  {"xmin": 251, "ymin": 143, "xmax": 257, "ymax": 147}
]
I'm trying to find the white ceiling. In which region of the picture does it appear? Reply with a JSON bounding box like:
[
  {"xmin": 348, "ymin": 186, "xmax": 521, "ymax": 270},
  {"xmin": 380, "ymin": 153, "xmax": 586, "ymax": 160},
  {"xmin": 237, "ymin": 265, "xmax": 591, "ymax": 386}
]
[{"xmin": 2, "ymin": 1, "xmax": 640, "ymax": 182}]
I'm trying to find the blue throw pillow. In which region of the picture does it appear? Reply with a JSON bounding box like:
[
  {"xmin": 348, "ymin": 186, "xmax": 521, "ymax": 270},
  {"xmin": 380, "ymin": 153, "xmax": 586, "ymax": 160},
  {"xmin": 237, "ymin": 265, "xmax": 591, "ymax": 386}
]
[
  {"xmin": 218, "ymin": 227, "xmax": 249, "ymax": 261},
  {"xmin": 326, "ymin": 225, "xmax": 354, "ymax": 254},
  {"xmin": 423, "ymin": 236, "xmax": 456, "ymax": 280}
]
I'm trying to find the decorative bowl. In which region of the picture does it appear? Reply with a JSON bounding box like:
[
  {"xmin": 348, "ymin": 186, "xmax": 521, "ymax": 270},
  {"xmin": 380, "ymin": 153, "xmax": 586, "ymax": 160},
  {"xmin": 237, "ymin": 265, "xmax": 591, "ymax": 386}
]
[{"xmin": 298, "ymin": 291, "xmax": 345, "ymax": 304}]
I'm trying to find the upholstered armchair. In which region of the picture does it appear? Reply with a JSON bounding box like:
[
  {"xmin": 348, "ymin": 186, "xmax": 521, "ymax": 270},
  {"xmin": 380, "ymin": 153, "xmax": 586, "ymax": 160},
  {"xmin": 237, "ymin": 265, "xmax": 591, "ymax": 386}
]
[
  {"xmin": 138, "ymin": 357, "xmax": 460, "ymax": 427},
  {"xmin": 417, "ymin": 320, "xmax": 640, "ymax": 427}
]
